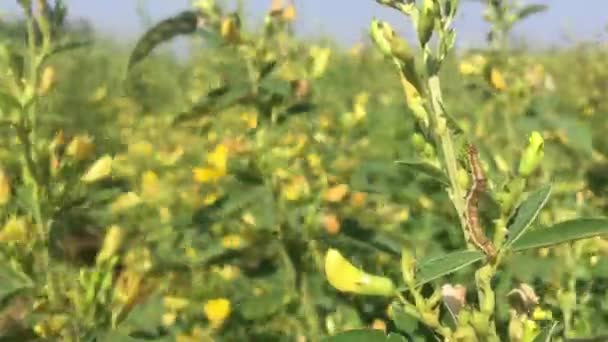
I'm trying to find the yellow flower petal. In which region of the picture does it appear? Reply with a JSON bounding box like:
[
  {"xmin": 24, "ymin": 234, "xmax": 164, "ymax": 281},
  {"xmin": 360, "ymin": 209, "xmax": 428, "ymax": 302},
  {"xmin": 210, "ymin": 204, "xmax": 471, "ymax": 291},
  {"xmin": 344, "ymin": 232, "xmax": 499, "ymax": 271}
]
[
  {"xmin": 324, "ymin": 248, "xmax": 395, "ymax": 296},
  {"xmin": 81, "ymin": 155, "xmax": 112, "ymax": 183},
  {"xmin": 323, "ymin": 184, "xmax": 349, "ymax": 202},
  {"xmin": 203, "ymin": 298, "xmax": 231, "ymax": 326}
]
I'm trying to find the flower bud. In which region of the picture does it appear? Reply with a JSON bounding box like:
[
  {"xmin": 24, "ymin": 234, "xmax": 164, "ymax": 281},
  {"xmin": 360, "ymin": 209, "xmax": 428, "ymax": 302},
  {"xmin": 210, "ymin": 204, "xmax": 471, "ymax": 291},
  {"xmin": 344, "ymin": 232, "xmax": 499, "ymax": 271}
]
[
  {"xmin": 401, "ymin": 248, "xmax": 416, "ymax": 286},
  {"xmin": 324, "ymin": 248, "xmax": 396, "ymax": 296},
  {"xmin": 96, "ymin": 225, "xmax": 125, "ymax": 264},
  {"xmin": 417, "ymin": 0, "xmax": 436, "ymax": 46},
  {"xmin": 518, "ymin": 131, "xmax": 544, "ymax": 177},
  {"xmin": 369, "ymin": 19, "xmax": 394, "ymax": 58}
]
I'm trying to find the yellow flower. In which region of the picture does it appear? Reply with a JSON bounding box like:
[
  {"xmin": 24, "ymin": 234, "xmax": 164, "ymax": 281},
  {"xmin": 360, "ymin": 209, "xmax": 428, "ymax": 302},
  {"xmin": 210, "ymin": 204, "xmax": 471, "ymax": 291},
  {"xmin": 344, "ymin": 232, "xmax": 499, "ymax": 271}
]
[
  {"xmin": 96, "ymin": 225, "xmax": 125, "ymax": 264},
  {"xmin": 372, "ymin": 319, "xmax": 387, "ymax": 332},
  {"xmin": 192, "ymin": 168, "xmax": 223, "ymax": 183},
  {"xmin": 81, "ymin": 155, "xmax": 112, "ymax": 183},
  {"xmin": 323, "ymin": 184, "xmax": 349, "ymax": 203},
  {"xmin": 350, "ymin": 192, "xmax": 367, "ymax": 208},
  {"xmin": 241, "ymin": 111, "xmax": 258, "ymax": 129},
  {"xmin": 459, "ymin": 54, "xmax": 487, "ymax": 75},
  {"xmin": 66, "ymin": 135, "xmax": 95, "ymax": 161},
  {"xmin": 490, "ymin": 67, "xmax": 507, "ymax": 91},
  {"xmin": 203, "ymin": 298, "xmax": 231, "ymax": 327},
  {"xmin": 0, "ymin": 167, "xmax": 11, "ymax": 206},
  {"xmin": 221, "ymin": 234, "xmax": 244, "ymax": 250},
  {"xmin": 353, "ymin": 92, "xmax": 369, "ymax": 122},
  {"xmin": 141, "ymin": 170, "xmax": 160, "ymax": 200},
  {"xmin": 322, "ymin": 213, "xmax": 341, "ymax": 235},
  {"xmin": 282, "ymin": 2, "xmax": 296, "ymax": 21},
  {"xmin": 459, "ymin": 61, "xmax": 476, "ymax": 75},
  {"xmin": 310, "ymin": 46, "xmax": 331, "ymax": 79},
  {"xmin": 0, "ymin": 216, "xmax": 29, "ymax": 243},
  {"xmin": 193, "ymin": 144, "xmax": 228, "ymax": 184},
  {"xmin": 307, "ymin": 153, "xmax": 322, "ymax": 170},
  {"xmin": 241, "ymin": 212, "xmax": 256, "ymax": 226},
  {"xmin": 324, "ymin": 248, "xmax": 396, "ymax": 296},
  {"xmin": 110, "ymin": 192, "xmax": 142, "ymax": 213},
  {"xmin": 220, "ymin": 15, "xmax": 240, "ymax": 43},
  {"xmin": 38, "ymin": 66, "xmax": 56, "ymax": 95},
  {"xmin": 282, "ymin": 175, "xmax": 310, "ymax": 201}
]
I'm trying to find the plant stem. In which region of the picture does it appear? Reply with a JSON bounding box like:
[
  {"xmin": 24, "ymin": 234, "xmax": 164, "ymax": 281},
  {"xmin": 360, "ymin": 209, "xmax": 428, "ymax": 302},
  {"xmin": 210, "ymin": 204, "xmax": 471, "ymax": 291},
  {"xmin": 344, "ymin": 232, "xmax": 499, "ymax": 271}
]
[{"xmin": 427, "ymin": 75, "xmax": 469, "ymax": 241}]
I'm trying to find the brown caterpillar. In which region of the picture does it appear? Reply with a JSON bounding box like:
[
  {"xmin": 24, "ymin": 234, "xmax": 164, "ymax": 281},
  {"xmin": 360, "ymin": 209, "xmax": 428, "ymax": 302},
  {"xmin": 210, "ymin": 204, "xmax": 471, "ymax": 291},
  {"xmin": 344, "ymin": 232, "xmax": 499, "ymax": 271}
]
[{"xmin": 464, "ymin": 144, "xmax": 497, "ymax": 260}]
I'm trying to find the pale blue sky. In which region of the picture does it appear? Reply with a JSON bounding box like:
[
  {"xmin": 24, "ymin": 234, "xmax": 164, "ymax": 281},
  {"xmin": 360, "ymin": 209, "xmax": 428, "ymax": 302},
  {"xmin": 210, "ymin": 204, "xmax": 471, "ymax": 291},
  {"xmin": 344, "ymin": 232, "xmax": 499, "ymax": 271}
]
[{"xmin": 3, "ymin": 1, "xmax": 608, "ymax": 49}]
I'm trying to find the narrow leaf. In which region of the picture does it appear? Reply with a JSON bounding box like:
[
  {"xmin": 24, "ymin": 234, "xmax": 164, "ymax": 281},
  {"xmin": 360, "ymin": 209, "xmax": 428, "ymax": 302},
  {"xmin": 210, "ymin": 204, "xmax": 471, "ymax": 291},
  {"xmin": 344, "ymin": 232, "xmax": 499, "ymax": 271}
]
[
  {"xmin": 395, "ymin": 160, "xmax": 449, "ymax": 185},
  {"xmin": 503, "ymin": 184, "xmax": 552, "ymax": 249},
  {"xmin": 517, "ymin": 4, "xmax": 548, "ymax": 21},
  {"xmin": 41, "ymin": 40, "xmax": 91, "ymax": 65},
  {"xmin": 128, "ymin": 10, "xmax": 200, "ymax": 70},
  {"xmin": 415, "ymin": 250, "xmax": 485, "ymax": 286},
  {"xmin": 0, "ymin": 258, "xmax": 34, "ymax": 301},
  {"xmin": 512, "ymin": 218, "xmax": 608, "ymax": 252}
]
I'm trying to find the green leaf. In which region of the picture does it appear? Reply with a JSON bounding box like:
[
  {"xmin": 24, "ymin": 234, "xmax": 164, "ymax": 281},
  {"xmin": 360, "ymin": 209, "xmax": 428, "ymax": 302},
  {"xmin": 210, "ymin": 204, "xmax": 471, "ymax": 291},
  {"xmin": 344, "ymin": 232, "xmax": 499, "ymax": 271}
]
[
  {"xmin": 512, "ymin": 218, "xmax": 608, "ymax": 252},
  {"xmin": 415, "ymin": 250, "xmax": 485, "ymax": 286},
  {"xmin": 503, "ymin": 184, "xmax": 552, "ymax": 250},
  {"xmin": 41, "ymin": 40, "xmax": 91, "ymax": 65},
  {"xmin": 259, "ymin": 60, "xmax": 278, "ymax": 80},
  {"xmin": 259, "ymin": 77, "xmax": 292, "ymax": 98},
  {"xmin": 0, "ymin": 257, "xmax": 34, "ymax": 301},
  {"xmin": 127, "ymin": 10, "xmax": 200, "ymax": 70},
  {"xmin": 517, "ymin": 4, "xmax": 548, "ymax": 21},
  {"xmin": 386, "ymin": 333, "xmax": 408, "ymax": 342},
  {"xmin": 395, "ymin": 160, "xmax": 449, "ymax": 185},
  {"xmin": 119, "ymin": 294, "xmax": 164, "ymax": 336},
  {"xmin": 532, "ymin": 321, "xmax": 560, "ymax": 342},
  {"xmin": 321, "ymin": 329, "xmax": 392, "ymax": 342},
  {"xmin": 390, "ymin": 303, "xmax": 419, "ymax": 333},
  {"xmin": 95, "ymin": 331, "xmax": 168, "ymax": 342}
]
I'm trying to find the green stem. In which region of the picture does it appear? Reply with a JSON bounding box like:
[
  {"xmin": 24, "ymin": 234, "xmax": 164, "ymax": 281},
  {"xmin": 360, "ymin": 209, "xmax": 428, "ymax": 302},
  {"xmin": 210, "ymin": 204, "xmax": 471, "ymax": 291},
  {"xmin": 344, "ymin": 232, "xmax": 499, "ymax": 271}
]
[
  {"xmin": 427, "ymin": 75, "xmax": 469, "ymax": 240},
  {"xmin": 300, "ymin": 272, "xmax": 321, "ymax": 341}
]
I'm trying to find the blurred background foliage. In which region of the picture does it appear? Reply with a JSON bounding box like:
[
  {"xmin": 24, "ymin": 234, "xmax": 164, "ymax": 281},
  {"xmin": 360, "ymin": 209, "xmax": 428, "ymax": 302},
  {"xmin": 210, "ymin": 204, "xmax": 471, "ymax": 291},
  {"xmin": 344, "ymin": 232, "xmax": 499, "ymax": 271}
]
[{"xmin": 0, "ymin": 0, "xmax": 607, "ymax": 341}]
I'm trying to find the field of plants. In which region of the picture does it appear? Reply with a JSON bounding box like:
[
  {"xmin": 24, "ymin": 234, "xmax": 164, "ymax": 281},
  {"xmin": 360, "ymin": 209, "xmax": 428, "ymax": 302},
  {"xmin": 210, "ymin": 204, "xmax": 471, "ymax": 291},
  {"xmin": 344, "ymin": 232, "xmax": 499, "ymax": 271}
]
[{"xmin": 1, "ymin": 0, "xmax": 608, "ymax": 341}]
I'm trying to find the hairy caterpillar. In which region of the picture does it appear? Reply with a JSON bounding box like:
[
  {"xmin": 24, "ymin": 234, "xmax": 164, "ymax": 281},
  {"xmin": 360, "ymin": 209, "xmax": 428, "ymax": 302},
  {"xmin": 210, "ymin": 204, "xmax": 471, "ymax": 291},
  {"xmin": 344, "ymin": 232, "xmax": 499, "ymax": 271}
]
[{"xmin": 465, "ymin": 144, "xmax": 497, "ymax": 260}]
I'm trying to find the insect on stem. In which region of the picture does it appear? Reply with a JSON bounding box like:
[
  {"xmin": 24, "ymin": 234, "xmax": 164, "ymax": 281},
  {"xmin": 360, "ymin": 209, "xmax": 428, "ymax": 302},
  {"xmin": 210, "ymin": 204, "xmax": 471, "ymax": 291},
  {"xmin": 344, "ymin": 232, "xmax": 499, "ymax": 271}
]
[{"xmin": 464, "ymin": 144, "xmax": 497, "ymax": 261}]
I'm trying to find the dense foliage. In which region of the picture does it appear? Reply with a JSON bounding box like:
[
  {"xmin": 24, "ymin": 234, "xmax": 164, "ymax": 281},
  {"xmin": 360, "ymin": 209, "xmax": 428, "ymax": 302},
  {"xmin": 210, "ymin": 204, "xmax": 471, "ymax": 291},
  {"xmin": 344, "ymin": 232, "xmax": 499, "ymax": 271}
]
[{"xmin": 0, "ymin": 0, "xmax": 607, "ymax": 341}]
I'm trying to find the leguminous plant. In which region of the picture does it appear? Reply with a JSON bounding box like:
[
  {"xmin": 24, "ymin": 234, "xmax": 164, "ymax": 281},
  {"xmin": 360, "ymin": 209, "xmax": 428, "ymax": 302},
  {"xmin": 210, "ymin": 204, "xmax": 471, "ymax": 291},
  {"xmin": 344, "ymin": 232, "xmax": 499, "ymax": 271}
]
[{"xmin": 0, "ymin": 0, "xmax": 607, "ymax": 341}]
